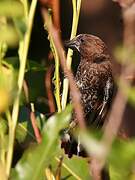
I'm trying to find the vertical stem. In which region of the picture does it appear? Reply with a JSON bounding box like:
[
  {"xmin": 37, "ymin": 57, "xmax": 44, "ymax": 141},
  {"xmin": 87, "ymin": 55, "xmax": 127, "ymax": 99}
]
[
  {"xmin": 6, "ymin": 0, "xmax": 37, "ymax": 176},
  {"xmin": 30, "ymin": 103, "xmax": 42, "ymax": 143},
  {"xmin": 0, "ymin": 42, "xmax": 3, "ymax": 70},
  {"xmin": 0, "ymin": 42, "xmax": 7, "ymax": 70},
  {"xmin": 51, "ymin": 37, "xmax": 61, "ymax": 112},
  {"xmin": 61, "ymin": 0, "xmax": 82, "ymax": 110},
  {"xmin": 23, "ymin": 0, "xmax": 29, "ymax": 19},
  {"xmin": 0, "ymin": 133, "xmax": 6, "ymax": 165},
  {"xmin": 54, "ymin": 46, "xmax": 62, "ymax": 112},
  {"xmin": 47, "ymin": 13, "xmax": 61, "ymax": 112},
  {"xmin": 52, "ymin": 0, "xmax": 60, "ymax": 29},
  {"xmin": 45, "ymin": 66, "xmax": 56, "ymax": 113}
]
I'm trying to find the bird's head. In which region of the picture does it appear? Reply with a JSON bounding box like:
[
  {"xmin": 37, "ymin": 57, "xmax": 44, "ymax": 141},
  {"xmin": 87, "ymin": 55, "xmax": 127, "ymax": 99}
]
[{"xmin": 65, "ymin": 34, "xmax": 109, "ymax": 62}]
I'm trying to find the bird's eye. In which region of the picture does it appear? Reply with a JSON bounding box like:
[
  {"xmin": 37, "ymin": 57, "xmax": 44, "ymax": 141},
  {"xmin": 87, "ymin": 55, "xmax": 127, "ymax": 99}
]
[{"xmin": 80, "ymin": 38, "xmax": 84, "ymax": 43}]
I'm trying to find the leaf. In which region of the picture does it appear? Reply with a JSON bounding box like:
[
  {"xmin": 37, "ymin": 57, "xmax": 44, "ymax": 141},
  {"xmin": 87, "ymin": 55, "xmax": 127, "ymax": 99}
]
[
  {"xmin": 16, "ymin": 106, "xmax": 46, "ymax": 143},
  {"xmin": 0, "ymin": 118, "xmax": 8, "ymax": 155},
  {"xmin": 11, "ymin": 105, "xmax": 72, "ymax": 180},
  {"xmin": 25, "ymin": 71, "xmax": 46, "ymax": 103},
  {"xmin": 0, "ymin": 64, "xmax": 16, "ymax": 112},
  {"xmin": 77, "ymin": 130, "xmax": 105, "ymax": 159},
  {"xmin": 3, "ymin": 57, "xmax": 46, "ymax": 72},
  {"xmin": 0, "ymin": 24, "xmax": 19, "ymax": 47},
  {"xmin": 109, "ymin": 139, "xmax": 135, "ymax": 180},
  {"xmin": 0, "ymin": 1, "xmax": 24, "ymax": 17},
  {"xmin": 13, "ymin": 18, "xmax": 27, "ymax": 39},
  {"xmin": 3, "ymin": 57, "xmax": 19, "ymax": 70},
  {"xmin": 0, "ymin": 118, "xmax": 8, "ymax": 135},
  {"xmin": 114, "ymin": 45, "xmax": 135, "ymax": 65},
  {"xmin": 0, "ymin": 42, "xmax": 7, "ymax": 59},
  {"xmin": 57, "ymin": 155, "xmax": 90, "ymax": 180},
  {"xmin": 118, "ymin": 80, "xmax": 135, "ymax": 107},
  {"xmin": 26, "ymin": 61, "xmax": 46, "ymax": 72}
]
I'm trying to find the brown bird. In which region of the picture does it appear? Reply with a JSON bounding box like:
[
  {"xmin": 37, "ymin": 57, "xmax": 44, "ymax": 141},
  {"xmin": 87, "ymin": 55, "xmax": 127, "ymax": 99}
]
[
  {"xmin": 61, "ymin": 34, "xmax": 114, "ymax": 157},
  {"xmin": 67, "ymin": 34, "xmax": 114, "ymax": 126}
]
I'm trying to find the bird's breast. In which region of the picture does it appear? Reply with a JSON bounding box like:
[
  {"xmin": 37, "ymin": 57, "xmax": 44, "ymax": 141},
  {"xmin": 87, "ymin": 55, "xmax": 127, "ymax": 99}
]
[{"xmin": 75, "ymin": 61, "xmax": 113, "ymax": 113}]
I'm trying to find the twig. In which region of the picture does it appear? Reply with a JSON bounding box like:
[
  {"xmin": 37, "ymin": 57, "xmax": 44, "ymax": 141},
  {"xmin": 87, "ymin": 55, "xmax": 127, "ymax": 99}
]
[
  {"xmin": 55, "ymin": 156, "xmax": 63, "ymax": 180},
  {"xmin": 55, "ymin": 157, "xmax": 81, "ymax": 180},
  {"xmin": 30, "ymin": 103, "xmax": 42, "ymax": 143},
  {"xmin": 24, "ymin": 75, "xmax": 42, "ymax": 143},
  {"xmin": 52, "ymin": 0, "xmax": 60, "ymax": 30},
  {"xmin": 23, "ymin": 80, "xmax": 29, "ymax": 103},
  {"xmin": 125, "ymin": 75, "xmax": 135, "ymax": 80},
  {"xmin": 45, "ymin": 65, "xmax": 56, "ymax": 113}
]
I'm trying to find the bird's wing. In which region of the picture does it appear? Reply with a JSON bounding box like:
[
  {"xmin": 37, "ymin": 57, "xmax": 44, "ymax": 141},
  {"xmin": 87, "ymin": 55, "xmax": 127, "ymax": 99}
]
[{"xmin": 94, "ymin": 77, "xmax": 113, "ymax": 127}]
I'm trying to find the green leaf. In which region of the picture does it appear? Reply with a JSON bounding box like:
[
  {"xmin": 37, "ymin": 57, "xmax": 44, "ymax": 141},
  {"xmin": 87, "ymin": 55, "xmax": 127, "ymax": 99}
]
[
  {"xmin": 26, "ymin": 61, "xmax": 46, "ymax": 72},
  {"xmin": 13, "ymin": 18, "xmax": 27, "ymax": 39},
  {"xmin": 114, "ymin": 45, "xmax": 135, "ymax": 64},
  {"xmin": 0, "ymin": 118, "xmax": 8, "ymax": 155},
  {"xmin": 47, "ymin": 151, "xmax": 90, "ymax": 179},
  {"xmin": 77, "ymin": 130, "xmax": 105, "ymax": 159},
  {"xmin": 0, "ymin": 42, "xmax": 7, "ymax": 59},
  {"xmin": 0, "ymin": 25, "xmax": 19, "ymax": 47},
  {"xmin": 109, "ymin": 139, "xmax": 135, "ymax": 180},
  {"xmin": 118, "ymin": 79, "xmax": 135, "ymax": 107},
  {"xmin": 0, "ymin": 64, "xmax": 16, "ymax": 112},
  {"xmin": 4, "ymin": 57, "xmax": 46, "ymax": 72},
  {"xmin": 16, "ymin": 106, "xmax": 46, "ymax": 143},
  {"xmin": 25, "ymin": 71, "xmax": 46, "ymax": 103},
  {"xmin": 0, "ymin": 1, "xmax": 24, "ymax": 17},
  {"xmin": 0, "ymin": 118, "xmax": 8, "ymax": 135},
  {"xmin": 60, "ymin": 155, "xmax": 90, "ymax": 179},
  {"xmin": 3, "ymin": 58, "xmax": 47, "ymax": 106},
  {"xmin": 11, "ymin": 106, "xmax": 72, "ymax": 180}
]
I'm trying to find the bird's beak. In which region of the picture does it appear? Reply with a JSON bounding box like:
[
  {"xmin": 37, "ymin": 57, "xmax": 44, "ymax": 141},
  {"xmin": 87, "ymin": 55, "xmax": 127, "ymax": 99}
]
[{"xmin": 64, "ymin": 38, "xmax": 80, "ymax": 52}]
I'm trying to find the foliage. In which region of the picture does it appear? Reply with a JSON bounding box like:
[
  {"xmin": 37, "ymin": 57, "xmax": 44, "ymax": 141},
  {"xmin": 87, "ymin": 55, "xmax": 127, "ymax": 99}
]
[{"xmin": 0, "ymin": 0, "xmax": 135, "ymax": 180}]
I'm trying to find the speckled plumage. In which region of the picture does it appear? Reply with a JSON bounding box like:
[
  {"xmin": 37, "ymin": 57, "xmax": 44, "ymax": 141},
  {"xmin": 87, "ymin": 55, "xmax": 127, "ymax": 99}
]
[
  {"xmin": 61, "ymin": 34, "xmax": 114, "ymax": 157},
  {"xmin": 68, "ymin": 34, "xmax": 114, "ymax": 125}
]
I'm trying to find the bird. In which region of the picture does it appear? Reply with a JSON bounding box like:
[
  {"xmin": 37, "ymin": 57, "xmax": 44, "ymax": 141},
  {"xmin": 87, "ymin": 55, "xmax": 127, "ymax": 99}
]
[
  {"xmin": 67, "ymin": 34, "xmax": 114, "ymax": 126},
  {"xmin": 61, "ymin": 34, "xmax": 114, "ymax": 157}
]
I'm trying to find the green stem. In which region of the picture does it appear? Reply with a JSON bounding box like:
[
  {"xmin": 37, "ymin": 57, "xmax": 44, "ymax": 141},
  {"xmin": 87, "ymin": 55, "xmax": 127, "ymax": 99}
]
[
  {"xmin": 0, "ymin": 111, "xmax": 9, "ymax": 166},
  {"xmin": 53, "ymin": 44, "xmax": 62, "ymax": 112},
  {"xmin": 47, "ymin": 12, "xmax": 61, "ymax": 112},
  {"xmin": 61, "ymin": 0, "xmax": 82, "ymax": 110},
  {"xmin": 0, "ymin": 133, "xmax": 6, "ymax": 165},
  {"xmin": 0, "ymin": 42, "xmax": 7, "ymax": 70},
  {"xmin": 6, "ymin": 0, "xmax": 37, "ymax": 176},
  {"xmin": 23, "ymin": 0, "xmax": 29, "ymax": 19},
  {"xmin": 0, "ymin": 42, "xmax": 2, "ymax": 70}
]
